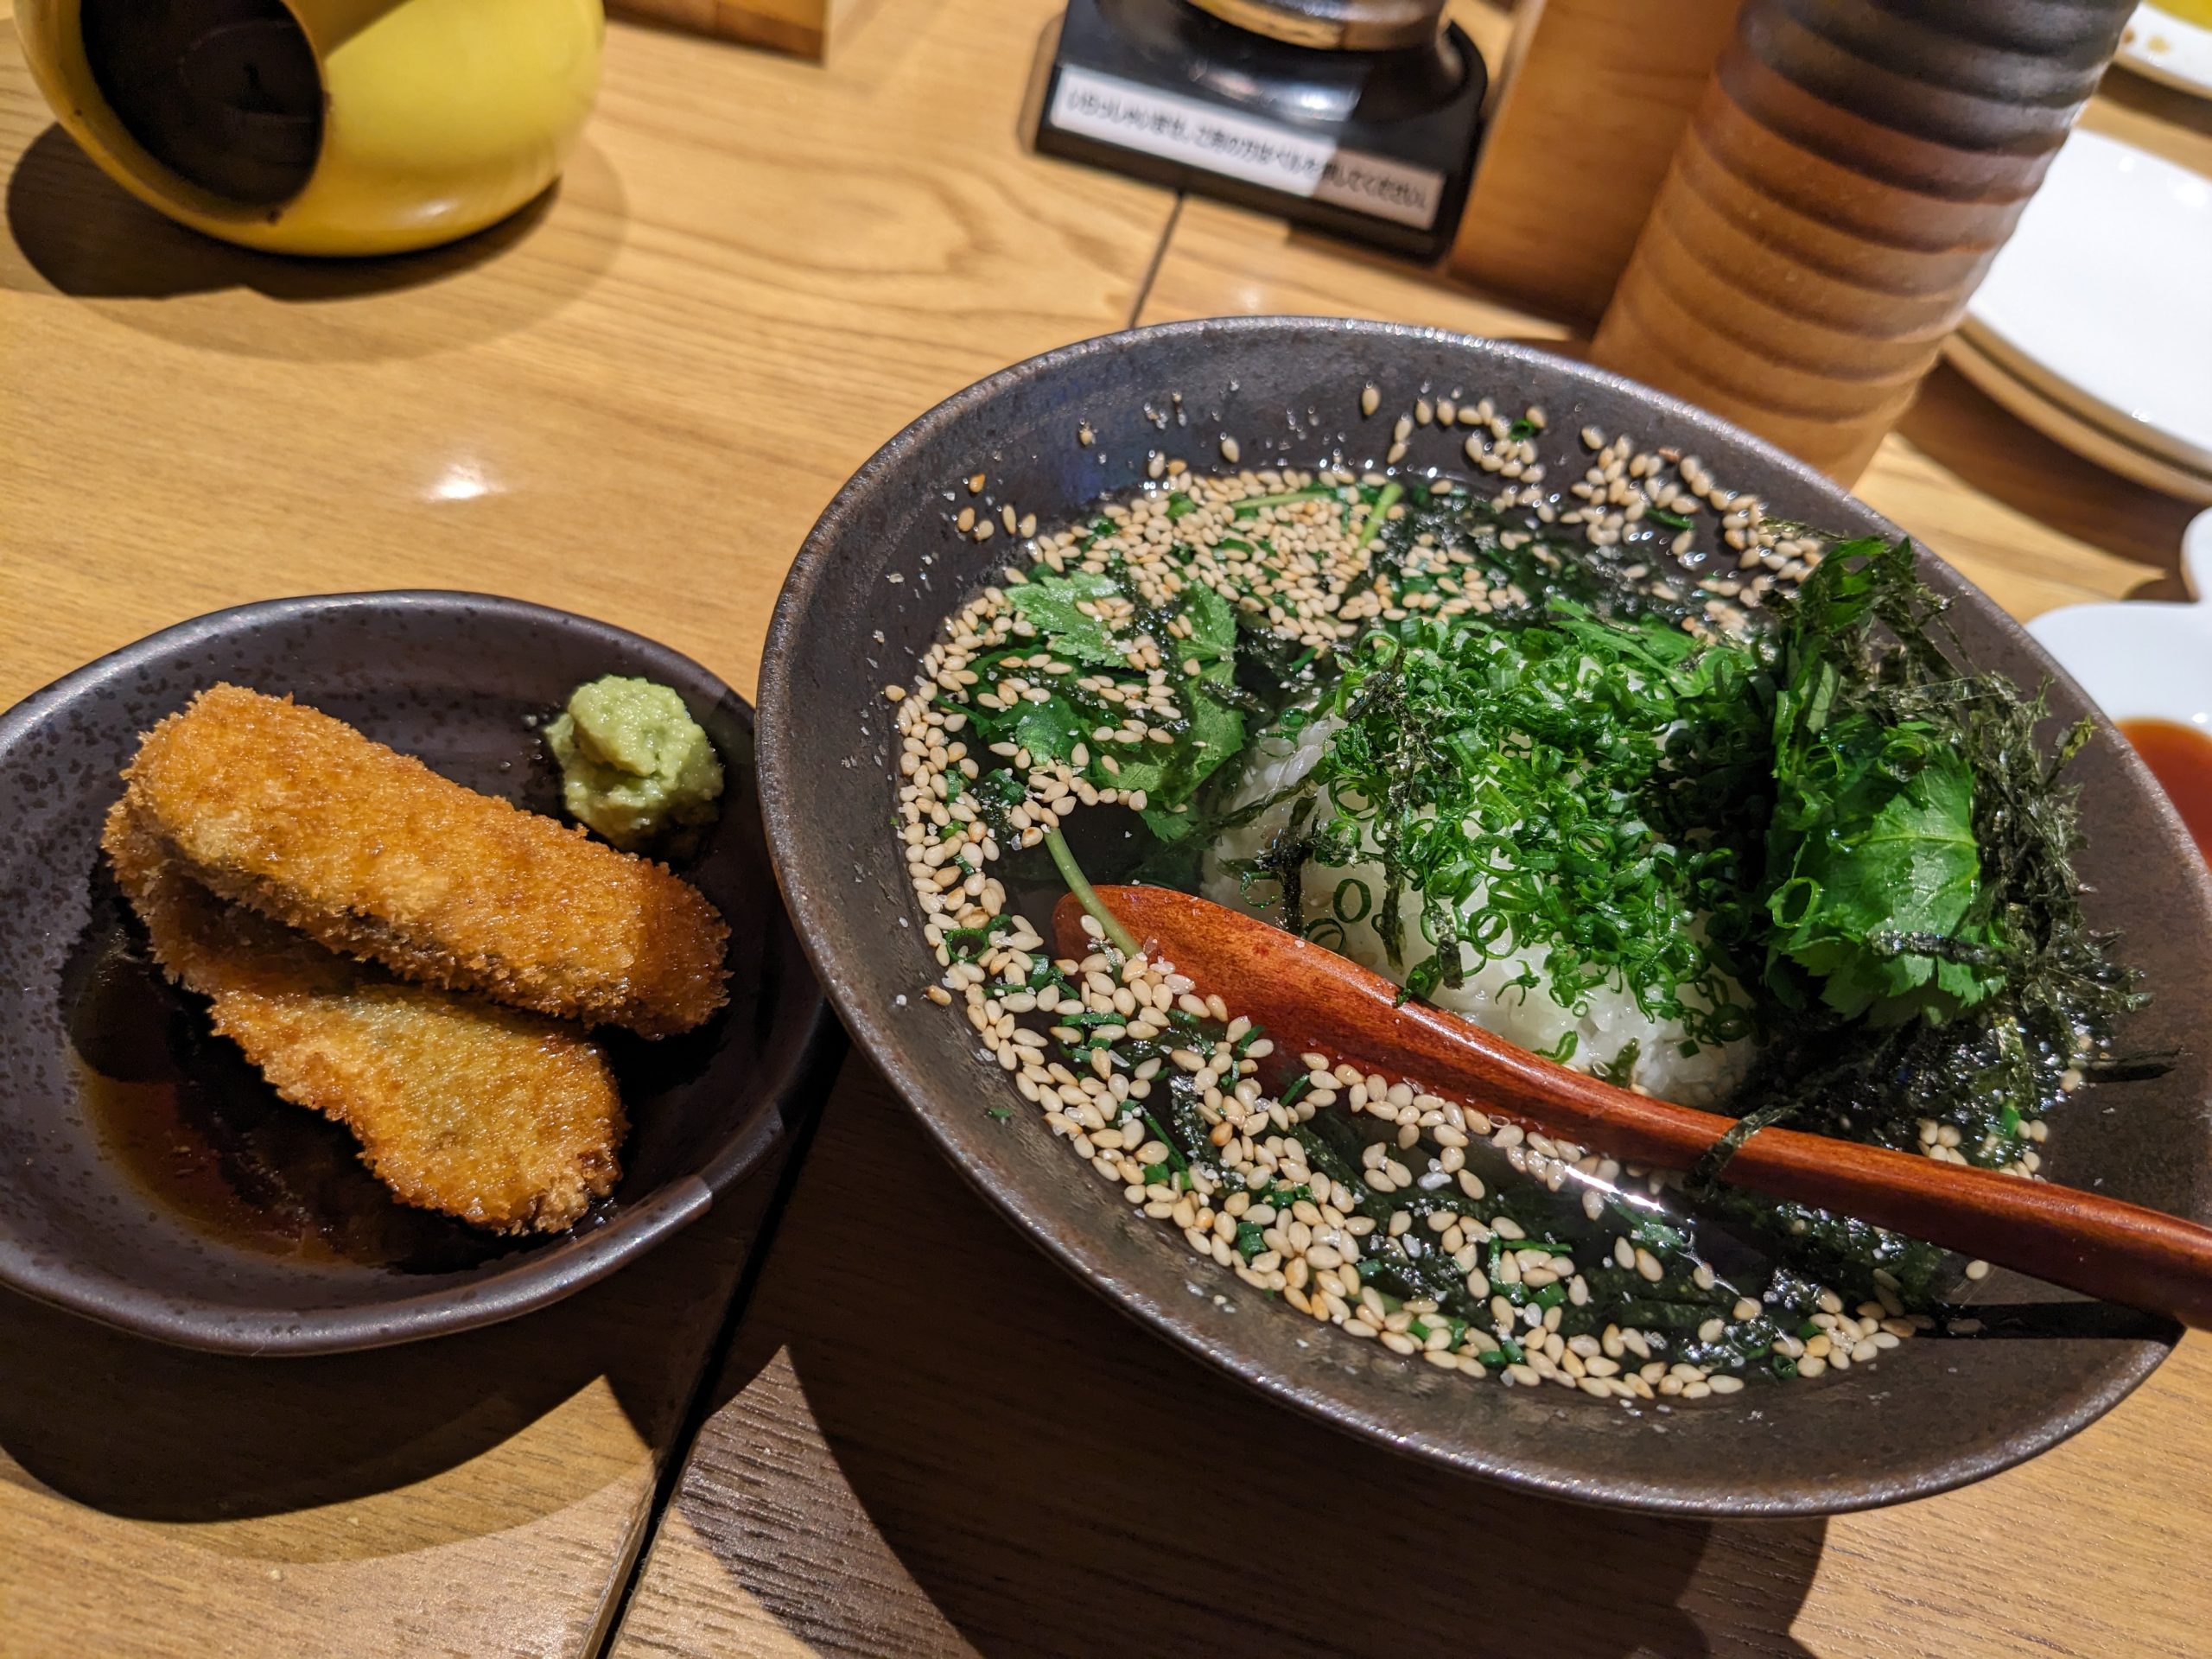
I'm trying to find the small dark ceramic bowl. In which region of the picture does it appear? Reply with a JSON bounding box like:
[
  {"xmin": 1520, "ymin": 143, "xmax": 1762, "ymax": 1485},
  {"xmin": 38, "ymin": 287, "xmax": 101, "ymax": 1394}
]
[
  {"xmin": 0, "ymin": 593, "xmax": 842, "ymax": 1355},
  {"xmin": 760, "ymin": 317, "xmax": 2212, "ymax": 1517}
]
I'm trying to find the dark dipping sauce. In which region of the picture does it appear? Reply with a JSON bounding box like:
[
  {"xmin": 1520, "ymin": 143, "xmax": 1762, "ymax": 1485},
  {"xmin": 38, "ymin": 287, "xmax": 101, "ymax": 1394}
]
[
  {"xmin": 66, "ymin": 894, "xmax": 548, "ymax": 1274},
  {"xmin": 2120, "ymin": 719, "xmax": 2212, "ymax": 862}
]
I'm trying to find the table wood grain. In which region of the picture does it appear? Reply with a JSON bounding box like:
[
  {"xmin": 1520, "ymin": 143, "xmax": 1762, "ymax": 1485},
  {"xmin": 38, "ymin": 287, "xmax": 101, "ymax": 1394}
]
[
  {"xmin": 6, "ymin": 0, "xmax": 2212, "ymax": 1651},
  {"xmin": 0, "ymin": 0, "xmax": 1173, "ymax": 1653}
]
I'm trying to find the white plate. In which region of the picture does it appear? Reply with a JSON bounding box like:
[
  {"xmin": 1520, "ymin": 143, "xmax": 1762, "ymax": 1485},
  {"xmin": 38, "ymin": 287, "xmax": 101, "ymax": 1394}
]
[
  {"xmin": 1943, "ymin": 333, "xmax": 2212, "ymax": 505},
  {"xmin": 2115, "ymin": 2, "xmax": 2212, "ymax": 100},
  {"xmin": 2026, "ymin": 508, "xmax": 2212, "ymax": 731},
  {"xmin": 1962, "ymin": 127, "xmax": 2212, "ymax": 474}
]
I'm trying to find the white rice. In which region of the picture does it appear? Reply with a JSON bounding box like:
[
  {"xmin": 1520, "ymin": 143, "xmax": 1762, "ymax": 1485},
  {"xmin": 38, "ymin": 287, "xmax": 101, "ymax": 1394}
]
[{"xmin": 1204, "ymin": 716, "xmax": 1755, "ymax": 1106}]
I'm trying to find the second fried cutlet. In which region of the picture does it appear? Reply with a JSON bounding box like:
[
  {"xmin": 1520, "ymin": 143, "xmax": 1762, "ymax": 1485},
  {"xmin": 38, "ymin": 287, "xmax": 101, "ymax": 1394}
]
[
  {"xmin": 119, "ymin": 683, "xmax": 729, "ymax": 1038},
  {"xmin": 104, "ymin": 802, "xmax": 626, "ymax": 1235}
]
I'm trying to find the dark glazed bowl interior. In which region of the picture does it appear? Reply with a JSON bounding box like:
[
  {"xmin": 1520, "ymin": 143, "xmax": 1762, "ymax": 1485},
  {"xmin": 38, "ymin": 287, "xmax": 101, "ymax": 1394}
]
[
  {"xmin": 759, "ymin": 316, "xmax": 2212, "ymax": 1517},
  {"xmin": 0, "ymin": 593, "xmax": 842, "ymax": 1355}
]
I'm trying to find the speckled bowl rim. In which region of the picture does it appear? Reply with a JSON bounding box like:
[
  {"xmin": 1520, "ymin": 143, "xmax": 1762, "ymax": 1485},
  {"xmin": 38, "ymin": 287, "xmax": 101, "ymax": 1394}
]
[
  {"xmin": 0, "ymin": 591, "xmax": 844, "ymax": 1356},
  {"xmin": 760, "ymin": 316, "xmax": 2212, "ymax": 1516}
]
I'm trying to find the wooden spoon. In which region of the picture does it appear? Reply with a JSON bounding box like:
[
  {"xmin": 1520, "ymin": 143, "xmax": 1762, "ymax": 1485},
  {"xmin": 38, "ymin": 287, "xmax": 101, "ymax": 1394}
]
[{"xmin": 1053, "ymin": 886, "xmax": 2212, "ymax": 1329}]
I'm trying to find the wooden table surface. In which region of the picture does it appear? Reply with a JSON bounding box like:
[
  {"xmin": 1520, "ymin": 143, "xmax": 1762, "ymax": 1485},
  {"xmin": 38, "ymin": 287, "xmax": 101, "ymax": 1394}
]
[{"xmin": 2, "ymin": 2, "xmax": 2207, "ymax": 1654}]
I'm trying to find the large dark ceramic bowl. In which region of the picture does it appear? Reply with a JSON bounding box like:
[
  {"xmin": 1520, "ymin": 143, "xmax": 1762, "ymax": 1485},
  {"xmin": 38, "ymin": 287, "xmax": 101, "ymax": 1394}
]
[
  {"xmin": 759, "ymin": 317, "xmax": 2212, "ymax": 1516},
  {"xmin": 0, "ymin": 593, "xmax": 842, "ymax": 1354}
]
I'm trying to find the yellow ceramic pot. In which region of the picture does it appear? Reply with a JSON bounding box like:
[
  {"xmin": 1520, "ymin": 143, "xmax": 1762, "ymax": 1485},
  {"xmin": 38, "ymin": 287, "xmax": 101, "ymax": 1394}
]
[{"xmin": 16, "ymin": 0, "xmax": 604, "ymax": 256}]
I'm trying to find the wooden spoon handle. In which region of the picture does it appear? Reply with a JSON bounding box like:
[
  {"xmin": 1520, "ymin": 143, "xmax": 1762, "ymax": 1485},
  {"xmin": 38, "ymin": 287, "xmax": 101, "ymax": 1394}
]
[{"xmin": 1060, "ymin": 887, "xmax": 2212, "ymax": 1330}]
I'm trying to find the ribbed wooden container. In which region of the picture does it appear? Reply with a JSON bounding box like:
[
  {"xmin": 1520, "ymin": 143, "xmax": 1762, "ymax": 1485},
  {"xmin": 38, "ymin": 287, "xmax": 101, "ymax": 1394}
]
[{"xmin": 1589, "ymin": 0, "xmax": 2134, "ymax": 484}]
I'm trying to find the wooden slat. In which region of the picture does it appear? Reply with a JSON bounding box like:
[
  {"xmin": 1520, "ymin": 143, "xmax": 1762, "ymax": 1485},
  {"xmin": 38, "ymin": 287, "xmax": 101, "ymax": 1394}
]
[
  {"xmin": 1140, "ymin": 189, "xmax": 1571, "ymax": 349},
  {"xmin": 0, "ymin": 0, "xmax": 1175, "ymax": 1650},
  {"xmin": 1446, "ymin": 0, "xmax": 1744, "ymax": 321},
  {"xmin": 612, "ymin": 1061, "xmax": 2212, "ymax": 1659},
  {"xmin": 609, "ymin": 0, "xmax": 886, "ymax": 60}
]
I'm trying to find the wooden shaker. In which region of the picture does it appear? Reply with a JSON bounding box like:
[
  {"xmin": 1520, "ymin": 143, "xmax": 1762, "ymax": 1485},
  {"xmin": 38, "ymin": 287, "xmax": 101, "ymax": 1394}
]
[{"xmin": 1589, "ymin": 0, "xmax": 2136, "ymax": 485}]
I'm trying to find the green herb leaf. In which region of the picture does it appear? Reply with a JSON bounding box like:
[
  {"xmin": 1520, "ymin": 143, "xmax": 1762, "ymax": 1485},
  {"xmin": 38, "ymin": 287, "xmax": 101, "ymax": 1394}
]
[
  {"xmin": 1179, "ymin": 578, "xmax": 1238, "ymax": 663},
  {"xmin": 1139, "ymin": 803, "xmax": 1202, "ymax": 843},
  {"xmin": 1233, "ymin": 484, "xmax": 1336, "ymax": 518},
  {"xmin": 1010, "ymin": 695, "xmax": 1083, "ymax": 764},
  {"xmin": 1007, "ymin": 569, "xmax": 1125, "ymax": 666},
  {"xmin": 1766, "ymin": 727, "xmax": 1992, "ymax": 1021},
  {"xmin": 1762, "ymin": 539, "xmax": 2006, "ymax": 1024},
  {"xmin": 1107, "ymin": 658, "xmax": 1245, "ymax": 811}
]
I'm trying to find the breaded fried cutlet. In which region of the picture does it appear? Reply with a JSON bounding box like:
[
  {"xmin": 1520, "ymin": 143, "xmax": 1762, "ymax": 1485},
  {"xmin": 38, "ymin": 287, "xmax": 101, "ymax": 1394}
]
[
  {"xmin": 104, "ymin": 802, "xmax": 626, "ymax": 1235},
  {"xmin": 119, "ymin": 684, "xmax": 729, "ymax": 1038}
]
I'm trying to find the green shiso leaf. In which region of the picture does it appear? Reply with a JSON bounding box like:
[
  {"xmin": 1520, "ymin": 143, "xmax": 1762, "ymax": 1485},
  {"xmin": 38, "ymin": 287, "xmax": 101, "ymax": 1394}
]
[
  {"xmin": 973, "ymin": 562, "xmax": 1249, "ymax": 817},
  {"xmin": 1761, "ymin": 537, "xmax": 2005, "ymax": 1024},
  {"xmin": 1009, "ymin": 696, "xmax": 1083, "ymax": 765},
  {"xmin": 1007, "ymin": 569, "xmax": 1124, "ymax": 666},
  {"xmin": 1103, "ymin": 658, "xmax": 1243, "ymax": 810},
  {"xmin": 1179, "ymin": 577, "xmax": 1238, "ymax": 663},
  {"xmin": 1764, "ymin": 715, "xmax": 1993, "ymax": 1021}
]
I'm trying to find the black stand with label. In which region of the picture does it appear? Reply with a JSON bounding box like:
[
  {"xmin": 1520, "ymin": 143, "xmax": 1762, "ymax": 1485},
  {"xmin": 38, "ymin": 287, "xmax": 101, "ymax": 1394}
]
[{"xmin": 1034, "ymin": 0, "xmax": 1487, "ymax": 262}]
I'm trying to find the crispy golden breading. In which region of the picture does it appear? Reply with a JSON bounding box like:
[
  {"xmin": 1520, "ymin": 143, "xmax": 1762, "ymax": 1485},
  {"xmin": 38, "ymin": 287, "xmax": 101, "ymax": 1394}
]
[
  {"xmin": 104, "ymin": 803, "xmax": 626, "ymax": 1234},
  {"xmin": 120, "ymin": 684, "xmax": 729, "ymax": 1037}
]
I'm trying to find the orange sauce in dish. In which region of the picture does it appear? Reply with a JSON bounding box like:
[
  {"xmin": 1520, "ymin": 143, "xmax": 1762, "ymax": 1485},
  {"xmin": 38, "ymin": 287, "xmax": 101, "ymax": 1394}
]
[{"xmin": 2120, "ymin": 720, "xmax": 2212, "ymax": 861}]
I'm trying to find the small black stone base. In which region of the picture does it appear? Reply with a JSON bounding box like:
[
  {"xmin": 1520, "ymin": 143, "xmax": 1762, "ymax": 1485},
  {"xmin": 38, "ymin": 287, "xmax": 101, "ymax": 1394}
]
[{"xmin": 1034, "ymin": 0, "xmax": 1486, "ymax": 263}]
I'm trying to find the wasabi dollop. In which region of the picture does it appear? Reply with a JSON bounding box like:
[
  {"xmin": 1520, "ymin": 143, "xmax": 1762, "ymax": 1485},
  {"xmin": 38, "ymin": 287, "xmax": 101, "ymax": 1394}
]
[{"xmin": 545, "ymin": 676, "xmax": 723, "ymax": 852}]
